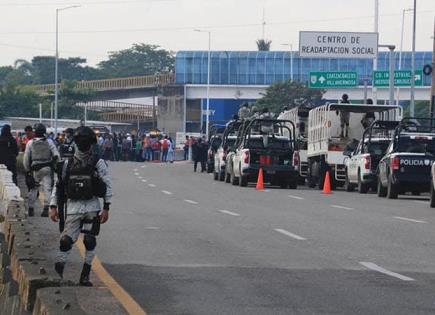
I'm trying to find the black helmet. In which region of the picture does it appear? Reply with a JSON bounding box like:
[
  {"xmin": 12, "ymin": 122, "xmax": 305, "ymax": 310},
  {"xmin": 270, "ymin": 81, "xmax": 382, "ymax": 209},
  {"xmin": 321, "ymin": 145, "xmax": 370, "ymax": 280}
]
[
  {"xmin": 64, "ymin": 128, "xmax": 74, "ymax": 136},
  {"xmin": 73, "ymin": 126, "xmax": 97, "ymax": 152},
  {"xmin": 33, "ymin": 123, "xmax": 46, "ymax": 137}
]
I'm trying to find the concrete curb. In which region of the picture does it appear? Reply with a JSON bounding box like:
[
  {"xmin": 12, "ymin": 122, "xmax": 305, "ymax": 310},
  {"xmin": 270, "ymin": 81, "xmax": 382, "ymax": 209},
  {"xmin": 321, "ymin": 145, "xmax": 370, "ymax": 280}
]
[{"xmin": 0, "ymin": 165, "xmax": 128, "ymax": 315}]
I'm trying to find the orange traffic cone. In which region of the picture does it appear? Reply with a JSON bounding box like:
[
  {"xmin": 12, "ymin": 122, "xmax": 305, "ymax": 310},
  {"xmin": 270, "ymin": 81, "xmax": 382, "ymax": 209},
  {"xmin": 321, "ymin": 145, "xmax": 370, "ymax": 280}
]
[
  {"xmin": 256, "ymin": 168, "xmax": 265, "ymax": 190},
  {"xmin": 322, "ymin": 171, "xmax": 332, "ymax": 194}
]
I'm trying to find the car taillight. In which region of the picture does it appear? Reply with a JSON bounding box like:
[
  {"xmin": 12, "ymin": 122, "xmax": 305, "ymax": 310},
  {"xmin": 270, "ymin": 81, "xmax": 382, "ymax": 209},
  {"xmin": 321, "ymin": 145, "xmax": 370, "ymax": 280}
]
[
  {"xmin": 244, "ymin": 151, "xmax": 250, "ymax": 164},
  {"xmin": 364, "ymin": 156, "xmax": 371, "ymax": 170},
  {"xmin": 293, "ymin": 152, "xmax": 300, "ymax": 167},
  {"xmin": 391, "ymin": 157, "xmax": 400, "ymax": 171}
]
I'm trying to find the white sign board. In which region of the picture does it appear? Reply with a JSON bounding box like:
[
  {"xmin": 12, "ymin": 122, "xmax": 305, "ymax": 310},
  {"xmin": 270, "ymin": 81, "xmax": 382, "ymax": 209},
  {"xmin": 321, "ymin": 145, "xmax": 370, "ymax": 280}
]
[
  {"xmin": 299, "ymin": 31, "xmax": 378, "ymax": 59},
  {"xmin": 175, "ymin": 132, "xmax": 201, "ymax": 149}
]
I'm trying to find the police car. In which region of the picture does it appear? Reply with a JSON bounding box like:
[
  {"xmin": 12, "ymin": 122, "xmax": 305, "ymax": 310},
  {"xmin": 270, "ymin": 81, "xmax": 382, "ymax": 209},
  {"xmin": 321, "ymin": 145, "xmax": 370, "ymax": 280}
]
[
  {"xmin": 377, "ymin": 118, "xmax": 435, "ymax": 199},
  {"xmin": 206, "ymin": 125, "xmax": 225, "ymax": 173},
  {"xmin": 344, "ymin": 121, "xmax": 398, "ymax": 193},
  {"xmin": 231, "ymin": 118, "xmax": 299, "ymax": 188}
]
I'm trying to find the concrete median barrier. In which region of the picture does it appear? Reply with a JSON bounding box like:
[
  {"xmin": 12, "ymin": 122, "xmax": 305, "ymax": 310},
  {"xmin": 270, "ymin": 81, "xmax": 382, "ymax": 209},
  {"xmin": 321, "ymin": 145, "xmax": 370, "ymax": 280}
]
[{"xmin": 0, "ymin": 165, "xmax": 128, "ymax": 315}]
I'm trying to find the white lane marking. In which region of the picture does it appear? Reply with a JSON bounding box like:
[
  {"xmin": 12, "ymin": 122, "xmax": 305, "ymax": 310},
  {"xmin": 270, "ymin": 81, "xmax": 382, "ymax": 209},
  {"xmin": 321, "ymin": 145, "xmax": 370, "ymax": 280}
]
[
  {"xmin": 138, "ymin": 176, "xmax": 143, "ymax": 179},
  {"xmin": 145, "ymin": 227, "xmax": 160, "ymax": 230},
  {"xmin": 288, "ymin": 195, "xmax": 305, "ymax": 200},
  {"xmin": 148, "ymin": 184, "xmax": 156, "ymax": 187},
  {"xmin": 274, "ymin": 228, "xmax": 307, "ymax": 241},
  {"xmin": 134, "ymin": 173, "xmax": 139, "ymax": 176},
  {"xmin": 413, "ymin": 200, "xmax": 428, "ymax": 205},
  {"xmin": 161, "ymin": 190, "xmax": 173, "ymax": 195},
  {"xmin": 133, "ymin": 169, "xmax": 138, "ymax": 171},
  {"xmin": 331, "ymin": 205, "xmax": 354, "ymax": 210},
  {"xmin": 141, "ymin": 165, "xmax": 147, "ymax": 168},
  {"xmin": 141, "ymin": 179, "xmax": 147, "ymax": 183},
  {"xmin": 360, "ymin": 262, "xmax": 415, "ymax": 281},
  {"xmin": 218, "ymin": 210, "xmax": 240, "ymax": 217},
  {"xmin": 184, "ymin": 199, "xmax": 198, "ymax": 205},
  {"xmin": 394, "ymin": 216, "xmax": 427, "ymax": 224}
]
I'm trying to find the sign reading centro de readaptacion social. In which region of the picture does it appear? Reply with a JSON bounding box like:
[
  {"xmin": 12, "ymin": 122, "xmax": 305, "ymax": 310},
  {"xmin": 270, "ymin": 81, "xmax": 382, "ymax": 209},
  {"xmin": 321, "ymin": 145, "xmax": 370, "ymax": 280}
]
[{"xmin": 299, "ymin": 31, "xmax": 379, "ymax": 59}]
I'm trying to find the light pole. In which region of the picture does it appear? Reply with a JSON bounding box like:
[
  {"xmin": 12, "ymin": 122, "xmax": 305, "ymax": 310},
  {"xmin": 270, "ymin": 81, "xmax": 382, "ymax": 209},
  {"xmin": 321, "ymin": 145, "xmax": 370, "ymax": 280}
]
[
  {"xmin": 373, "ymin": 0, "xmax": 379, "ymax": 104},
  {"xmin": 195, "ymin": 29, "xmax": 211, "ymax": 138},
  {"xmin": 397, "ymin": 8, "xmax": 413, "ymax": 105},
  {"xmin": 410, "ymin": 0, "xmax": 417, "ymax": 116},
  {"xmin": 281, "ymin": 43, "xmax": 294, "ymax": 81},
  {"xmin": 54, "ymin": 5, "xmax": 80, "ymax": 135}
]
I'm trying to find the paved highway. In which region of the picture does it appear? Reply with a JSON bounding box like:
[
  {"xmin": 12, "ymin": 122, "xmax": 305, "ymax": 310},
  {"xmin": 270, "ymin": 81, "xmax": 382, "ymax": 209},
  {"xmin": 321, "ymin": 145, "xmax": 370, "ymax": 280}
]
[{"xmin": 97, "ymin": 161, "xmax": 435, "ymax": 314}]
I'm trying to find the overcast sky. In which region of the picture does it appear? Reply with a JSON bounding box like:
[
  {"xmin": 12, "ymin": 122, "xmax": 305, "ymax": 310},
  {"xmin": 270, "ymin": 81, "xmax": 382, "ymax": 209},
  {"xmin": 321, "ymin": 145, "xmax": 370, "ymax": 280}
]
[{"xmin": 0, "ymin": 0, "xmax": 434, "ymax": 66}]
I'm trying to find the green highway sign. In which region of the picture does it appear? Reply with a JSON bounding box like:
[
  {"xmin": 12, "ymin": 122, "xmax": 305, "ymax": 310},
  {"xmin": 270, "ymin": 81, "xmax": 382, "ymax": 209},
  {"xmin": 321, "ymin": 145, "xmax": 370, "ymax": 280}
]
[
  {"xmin": 309, "ymin": 71, "xmax": 358, "ymax": 89},
  {"xmin": 373, "ymin": 70, "xmax": 423, "ymax": 87}
]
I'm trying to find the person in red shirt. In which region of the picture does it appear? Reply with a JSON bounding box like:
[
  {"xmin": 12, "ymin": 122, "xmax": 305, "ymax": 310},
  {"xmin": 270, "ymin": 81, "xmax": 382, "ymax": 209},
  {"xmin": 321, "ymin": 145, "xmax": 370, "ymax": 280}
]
[
  {"xmin": 21, "ymin": 125, "xmax": 34, "ymax": 151},
  {"xmin": 161, "ymin": 136, "xmax": 170, "ymax": 162}
]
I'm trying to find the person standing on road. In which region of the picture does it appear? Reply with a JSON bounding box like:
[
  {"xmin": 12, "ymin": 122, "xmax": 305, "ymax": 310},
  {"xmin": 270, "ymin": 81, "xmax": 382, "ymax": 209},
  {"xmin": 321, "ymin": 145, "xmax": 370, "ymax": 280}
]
[
  {"xmin": 161, "ymin": 136, "xmax": 170, "ymax": 162},
  {"xmin": 23, "ymin": 123, "xmax": 60, "ymax": 217},
  {"xmin": 0, "ymin": 124, "xmax": 19, "ymax": 184},
  {"xmin": 167, "ymin": 137, "xmax": 175, "ymax": 163},
  {"xmin": 183, "ymin": 135, "xmax": 189, "ymax": 160},
  {"xmin": 49, "ymin": 126, "xmax": 112, "ymax": 287},
  {"xmin": 21, "ymin": 125, "xmax": 34, "ymax": 151},
  {"xmin": 59, "ymin": 128, "xmax": 75, "ymax": 160},
  {"xmin": 193, "ymin": 138, "xmax": 207, "ymax": 172}
]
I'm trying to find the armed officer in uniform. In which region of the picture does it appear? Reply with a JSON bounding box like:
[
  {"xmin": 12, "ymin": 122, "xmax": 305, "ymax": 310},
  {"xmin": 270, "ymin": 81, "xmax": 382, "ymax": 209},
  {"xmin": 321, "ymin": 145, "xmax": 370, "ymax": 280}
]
[
  {"xmin": 59, "ymin": 128, "xmax": 75, "ymax": 160},
  {"xmin": 49, "ymin": 126, "xmax": 112, "ymax": 286},
  {"xmin": 23, "ymin": 123, "xmax": 60, "ymax": 217}
]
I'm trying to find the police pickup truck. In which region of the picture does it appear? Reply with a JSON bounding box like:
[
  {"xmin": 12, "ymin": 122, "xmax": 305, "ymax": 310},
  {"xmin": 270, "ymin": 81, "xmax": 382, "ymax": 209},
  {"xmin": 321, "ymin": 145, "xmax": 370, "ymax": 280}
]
[
  {"xmin": 230, "ymin": 118, "xmax": 299, "ymax": 188},
  {"xmin": 344, "ymin": 120, "xmax": 398, "ymax": 193},
  {"xmin": 206, "ymin": 124, "xmax": 226, "ymax": 173},
  {"xmin": 213, "ymin": 120, "xmax": 242, "ymax": 181},
  {"xmin": 377, "ymin": 118, "xmax": 435, "ymax": 199}
]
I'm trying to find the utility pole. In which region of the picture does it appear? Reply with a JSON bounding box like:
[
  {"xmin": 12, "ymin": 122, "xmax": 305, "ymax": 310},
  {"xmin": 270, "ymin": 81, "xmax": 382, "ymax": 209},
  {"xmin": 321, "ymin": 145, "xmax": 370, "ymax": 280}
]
[
  {"xmin": 430, "ymin": 18, "xmax": 435, "ymax": 119},
  {"xmin": 410, "ymin": 0, "xmax": 417, "ymax": 116},
  {"xmin": 373, "ymin": 0, "xmax": 379, "ymax": 104}
]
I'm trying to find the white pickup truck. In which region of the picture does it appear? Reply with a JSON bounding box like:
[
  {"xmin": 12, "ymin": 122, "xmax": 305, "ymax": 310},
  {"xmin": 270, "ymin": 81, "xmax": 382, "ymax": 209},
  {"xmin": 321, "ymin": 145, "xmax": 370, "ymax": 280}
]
[
  {"xmin": 344, "ymin": 121, "xmax": 399, "ymax": 193},
  {"xmin": 230, "ymin": 118, "xmax": 299, "ymax": 188},
  {"xmin": 307, "ymin": 103, "xmax": 402, "ymax": 190}
]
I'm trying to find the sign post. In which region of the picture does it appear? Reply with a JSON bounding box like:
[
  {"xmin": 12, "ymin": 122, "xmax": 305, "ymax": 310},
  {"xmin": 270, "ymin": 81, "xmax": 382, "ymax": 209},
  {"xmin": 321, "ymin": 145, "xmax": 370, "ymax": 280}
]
[{"xmin": 309, "ymin": 71, "xmax": 358, "ymax": 89}]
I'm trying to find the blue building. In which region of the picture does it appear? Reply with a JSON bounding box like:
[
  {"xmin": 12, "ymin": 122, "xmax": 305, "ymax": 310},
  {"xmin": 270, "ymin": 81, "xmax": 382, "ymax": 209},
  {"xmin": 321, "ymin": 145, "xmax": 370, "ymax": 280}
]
[{"xmin": 176, "ymin": 51, "xmax": 432, "ymax": 86}]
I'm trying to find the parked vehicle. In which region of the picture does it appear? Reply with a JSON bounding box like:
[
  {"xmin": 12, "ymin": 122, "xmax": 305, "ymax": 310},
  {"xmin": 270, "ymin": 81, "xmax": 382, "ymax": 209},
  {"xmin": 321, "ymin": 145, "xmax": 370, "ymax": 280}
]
[
  {"xmin": 278, "ymin": 105, "xmax": 310, "ymax": 184},
  {"xmin": 344, "ymin": 120, "xmax": 399, "ymax": 193},
  {"xmin": 206, "ymin": 125, "xmax": 226, "ymax": 173},
  {"xmin": 378, "ymin": 118, "xmax": 435, "ymax": 199},
  {"xmin": 214, "ymin": 120, "xmax": 242, "ymax": 181},
  {"xmin": 230, "ymin": 118, "xmax": 299, "ymax": 188},
  {"xmin": 307, "ymin": 103, "xmax": 402, "ymax": 190}
]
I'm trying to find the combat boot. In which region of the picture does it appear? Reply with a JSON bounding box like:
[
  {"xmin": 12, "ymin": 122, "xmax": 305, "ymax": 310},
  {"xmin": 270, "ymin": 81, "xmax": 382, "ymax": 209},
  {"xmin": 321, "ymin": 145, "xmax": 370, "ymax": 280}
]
[
  {"xmin": 41, "ymin": 206, "xmax": 49, "ymax": 217},
  {"xmin": 79, "ymin": 263, "xmax": 93, "ymax": 287},
  {"xmin": 28, "ymin": 207, "xmax": 34, "ymax": 217},
  {"xmin": 55, "ymin": 262, "xmax": 65, "ymax": 278}
]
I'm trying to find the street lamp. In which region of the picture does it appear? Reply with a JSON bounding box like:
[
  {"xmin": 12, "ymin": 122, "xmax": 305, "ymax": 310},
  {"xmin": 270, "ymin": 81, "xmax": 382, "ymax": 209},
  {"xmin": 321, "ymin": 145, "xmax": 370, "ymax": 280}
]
[
  {"xmin": 194, "ymin": 29, "xmax": 211, "ymax": 138},
  {"xmin": 281, "ymin": 43, "xmax": 294, "ymax": 81},
  {"xmin": 54, "ymin": 5, "xmax": 80, "ymax": 135},
  {"xmin": 397, "ymin": 8, "xmax": 413, "ymax": 105},
  {"xmin": 410, "ymin": 0, "xmax": 417, "ymax": 116},
  {"xmin": 373, "ymin": 0, "xmax": 379, "ymax": 105}
]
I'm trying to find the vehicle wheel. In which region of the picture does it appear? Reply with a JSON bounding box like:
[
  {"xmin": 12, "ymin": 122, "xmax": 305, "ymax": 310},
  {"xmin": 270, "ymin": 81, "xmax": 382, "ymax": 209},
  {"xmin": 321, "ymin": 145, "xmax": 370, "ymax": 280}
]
[
  {"xmin": 279, "ymin": 179, "xmax": 288, "ymax": 189},
  {"xmin": 430, "ymin": 183, "xmax": 435, "ymax": 208},
  {"xmin": 224, "ymin": 166, "xmax": 231, "ymax": 183},
  {"xmin": 307, "ymin": 160, "xmax": 317, "ymax": 188},
  {"xmin": 377, "ymin": 177, "xmax": 387, "ymax": 197},
  {"xmin": 357, "ymin": 172, "xmax": 369, "ymax": 194},
  {"xmin": 288, "ymin": 180, "xmax": 298, "ymax": 189},
  {"xmin": 387, "ymin": 175, "xmax": 398, "ymax": 199},
  {"xmin": 318, "ymin": 170, "xmax": 325, "ymax": 190},
  {"xmin": 344, "ymin": 171, "xmax": 354, "ymax": 192},
  {"xmin": 219, "ymin": 171, "xmax": 225, "ymax": 181},
  {"xmin": 239, "ymin": 175, "xmax": 248, "ymax": 187},
  {"xmin": 213, "ymin": 170, "xmax": 219, "ymax": 180},
  {"xmin": 231, "ymin": 171, "xmax": 239, "ymax": 186}
]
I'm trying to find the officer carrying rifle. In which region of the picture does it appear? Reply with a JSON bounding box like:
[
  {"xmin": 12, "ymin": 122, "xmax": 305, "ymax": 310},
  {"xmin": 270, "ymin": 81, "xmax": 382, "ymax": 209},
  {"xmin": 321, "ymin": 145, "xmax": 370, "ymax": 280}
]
[{"xmin": 49, "ymin": 126, "xmax": 112, "ymax": 286}]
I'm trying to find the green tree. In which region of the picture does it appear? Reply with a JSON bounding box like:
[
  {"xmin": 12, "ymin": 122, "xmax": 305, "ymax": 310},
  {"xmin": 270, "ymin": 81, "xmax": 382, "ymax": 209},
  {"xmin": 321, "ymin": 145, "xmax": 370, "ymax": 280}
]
[
  {"xmin": 255, "ymin": 80, "xmax": 325, "ymax": 114},
  {"xmin": 0, "ymin": 85, "xmax": 41, "ymax": 118},
  {"xmin": 0, "ymin": 66, "xmax": 14, "ymax": 85},
  {"xmin": 97, "ymin": 43, "xmax": 175, "ymax": 78},
  {"xmin": 256, "ymin": 39, "xmax": 272, "ymax": 51}
]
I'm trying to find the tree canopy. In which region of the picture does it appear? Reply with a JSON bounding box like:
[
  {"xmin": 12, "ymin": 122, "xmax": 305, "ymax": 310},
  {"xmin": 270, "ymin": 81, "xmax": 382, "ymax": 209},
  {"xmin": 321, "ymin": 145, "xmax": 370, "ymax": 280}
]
[
  {"xmin": 255, "ymin": 80, "xmax": 325, "ymax": 114},
  {"xmin": 256, "ymin": 39, "xmax": 272, "ymax": 51}
]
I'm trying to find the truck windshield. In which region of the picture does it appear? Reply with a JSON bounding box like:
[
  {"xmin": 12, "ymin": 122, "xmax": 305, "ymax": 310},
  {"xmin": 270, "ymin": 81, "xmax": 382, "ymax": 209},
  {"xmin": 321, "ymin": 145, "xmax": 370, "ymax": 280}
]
[{"xmin": 398, "ymin": 137, "xmax": 435, "ymax": 155}]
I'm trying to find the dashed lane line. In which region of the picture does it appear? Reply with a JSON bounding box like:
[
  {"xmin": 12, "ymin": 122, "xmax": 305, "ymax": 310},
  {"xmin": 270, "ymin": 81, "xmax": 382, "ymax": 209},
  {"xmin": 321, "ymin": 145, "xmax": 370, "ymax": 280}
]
[
  {"xmin": 161, "ymin": 190, "xmax": 173, "ymax": 195},
  {"xmin": 184, "ymin": 199, "xmax": 199, "ymax": 205},
  {"xmin": 288, "ymin": 195, "xmax": 305, "ymax": 200},
  {"xmin": 274, "ymin": 228, "xmax": 307, "ymax": 241},
  {"xmin": 218, "ymin": 210, "xmax": 240, "ymax": 217},
  {"xmin": 141, "ymin": 179, "xmax": 147, "ymax": 183},
  {"xmin": 360, "ymin": 262, "xmax": 415, "ymax": 281},
  {"xmin": 76, "ymin": 239, "xmax": 147, "ymax": 315},
  {"xmin": 394, "ymin": 216, "xmax": 427, "ymax": 224},
  {"xmin": 148, "ymin": 184, "xmax": 156, "ymax": 188},
  {"xmin": 331, "ymin": 205, "xmax": 354, "ymax": 211}
]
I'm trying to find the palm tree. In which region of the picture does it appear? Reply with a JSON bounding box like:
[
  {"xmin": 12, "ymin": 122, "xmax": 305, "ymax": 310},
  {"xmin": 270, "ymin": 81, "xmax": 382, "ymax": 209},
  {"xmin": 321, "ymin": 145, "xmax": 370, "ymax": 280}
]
[{"xmin": 256, "ymin": 39, "xmax": 272, "ymax": 51}]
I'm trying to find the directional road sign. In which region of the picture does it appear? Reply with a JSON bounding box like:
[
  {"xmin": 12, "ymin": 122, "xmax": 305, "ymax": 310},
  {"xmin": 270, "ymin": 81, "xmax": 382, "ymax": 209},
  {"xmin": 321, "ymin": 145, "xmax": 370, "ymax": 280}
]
[
  {"xmin": 373, "ymin": 70, "xmax": 423, "ymax": 87},
  {"xmin": 309, "ymin": 71, "xmax": 358, "ymax": 89}
]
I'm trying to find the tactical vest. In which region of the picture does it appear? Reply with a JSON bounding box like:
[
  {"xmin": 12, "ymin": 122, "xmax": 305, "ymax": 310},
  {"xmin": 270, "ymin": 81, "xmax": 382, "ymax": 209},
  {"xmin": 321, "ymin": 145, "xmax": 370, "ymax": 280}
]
[
  {"xmin": 31, "ymin": 139, "xmax": 51, "ymax": 167},
  {"xmin": 60, "ymin": 140, "xmax": 75, "ymax": 159},
  {"xmin": 66, "ymin": 156, "xmax": 107, "ymax": 200}
]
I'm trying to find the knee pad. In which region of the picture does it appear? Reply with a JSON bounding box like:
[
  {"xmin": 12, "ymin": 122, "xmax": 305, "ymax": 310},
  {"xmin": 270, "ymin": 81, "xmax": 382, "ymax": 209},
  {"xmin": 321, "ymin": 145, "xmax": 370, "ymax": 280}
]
[
  {"xmin": 59, "ymin": 235, "xmax": 73, "ymax": 252},
  {"xmin": 83, "ymin": 234, "xmax": 96, "ymax": 251}
]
